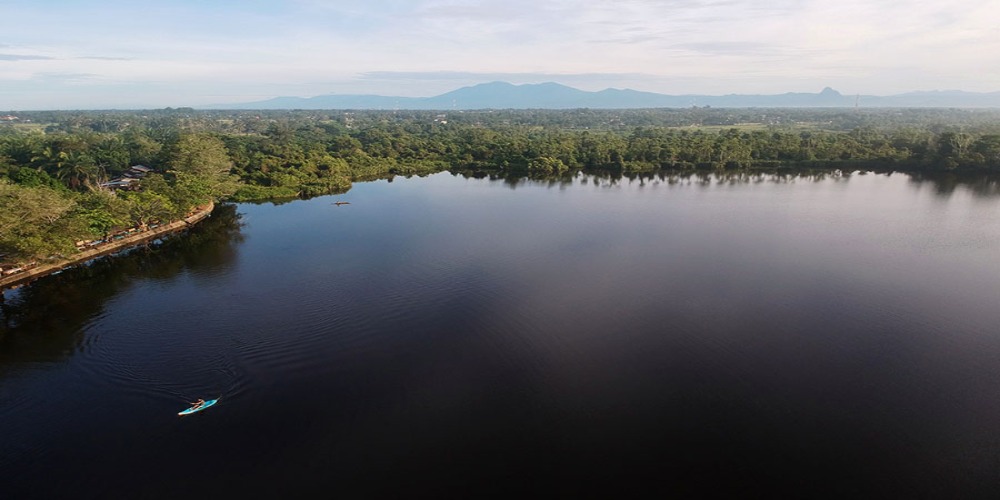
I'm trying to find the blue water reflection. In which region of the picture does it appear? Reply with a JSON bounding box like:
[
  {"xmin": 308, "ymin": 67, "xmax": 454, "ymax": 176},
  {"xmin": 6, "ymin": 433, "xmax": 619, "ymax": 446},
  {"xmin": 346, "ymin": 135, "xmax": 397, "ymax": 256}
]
[{"xmin": 3, "ymin": 171, "xmax": 1000, "ymax": 497}]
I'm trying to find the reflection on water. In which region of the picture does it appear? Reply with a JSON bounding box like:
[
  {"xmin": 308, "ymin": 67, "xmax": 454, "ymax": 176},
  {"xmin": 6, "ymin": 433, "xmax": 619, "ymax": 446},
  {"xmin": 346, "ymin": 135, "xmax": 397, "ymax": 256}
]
[
  {"xmin": 456, "ymin": 168, "xmax": 1000, "ymax": 200},
  {"xmin": 907, "ymin": 171, "xmax": 1000, "ymax": 198},
  {"xmin": 3, "ymin": 172, "xmax": 1000, "ymax": 497},
  {"xmin": 0, "ymin": 204, "xmax": 243, "ymax": 368}
]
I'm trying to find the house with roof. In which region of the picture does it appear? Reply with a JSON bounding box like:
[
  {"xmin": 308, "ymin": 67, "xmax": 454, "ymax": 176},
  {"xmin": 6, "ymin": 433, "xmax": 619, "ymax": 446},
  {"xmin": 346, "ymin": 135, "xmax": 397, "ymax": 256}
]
[
  {"xmin": 101, "ymin": 165, "xmax": 156, "ymax": 190},
  {"xmin": 99, "ymin": 177, "xmax": 141, "ymax": 191}
]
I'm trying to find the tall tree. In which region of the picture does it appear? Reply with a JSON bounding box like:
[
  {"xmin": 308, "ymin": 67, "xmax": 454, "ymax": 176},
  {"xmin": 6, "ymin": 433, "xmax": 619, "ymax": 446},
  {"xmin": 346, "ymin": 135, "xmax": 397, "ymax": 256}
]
[
  {"xmin": 0, "ymin": 181, "xmax": 84, "ymax": 259},
  {"xmin": 162, "ymin": 133, "xmax": 238, "ymax": 201}
]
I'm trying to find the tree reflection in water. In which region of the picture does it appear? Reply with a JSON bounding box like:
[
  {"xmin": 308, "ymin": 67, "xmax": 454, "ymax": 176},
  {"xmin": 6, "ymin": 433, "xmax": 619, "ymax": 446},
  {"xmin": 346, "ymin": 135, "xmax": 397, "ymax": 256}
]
[
  {"xmin": 453, "ymin": 167, "xmax": 1000, "ymax": 198},
  {"xmin": 0, "ymin": 204, "xmax": 243, "ymax": 368}
]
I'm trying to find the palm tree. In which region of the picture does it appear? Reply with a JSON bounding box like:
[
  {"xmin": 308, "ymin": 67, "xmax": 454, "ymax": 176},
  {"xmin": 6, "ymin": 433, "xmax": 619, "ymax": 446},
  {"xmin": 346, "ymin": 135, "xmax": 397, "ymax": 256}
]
[
  {"xmin": 30, "ymin": 145, "xmax": 68, "ymax": 174},
  {"xmin": 53, "ymin": 152, "xmax": 98, "ymax": 191}
]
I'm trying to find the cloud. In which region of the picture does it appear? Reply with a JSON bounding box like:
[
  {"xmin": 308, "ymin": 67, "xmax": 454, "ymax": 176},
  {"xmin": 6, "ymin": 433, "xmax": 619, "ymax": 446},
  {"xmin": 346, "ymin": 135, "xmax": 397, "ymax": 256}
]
[
  {"xmin": 2, "ymin": 0, "xmax": 999, "ymax": 108},
  {"xmin": 34, "ymin": 73, "xmax": 101, "ymax": 85},
  {"xmin": 667, "ymin": 42, "xmax": 790, "ymax": 57},
  {"xmin": 77, "ymin": 56, "xmax": 132, "ymax": 61},
  {"xmin": 0, "ymin": 53, "xmax": 53, "ymax": 61}
]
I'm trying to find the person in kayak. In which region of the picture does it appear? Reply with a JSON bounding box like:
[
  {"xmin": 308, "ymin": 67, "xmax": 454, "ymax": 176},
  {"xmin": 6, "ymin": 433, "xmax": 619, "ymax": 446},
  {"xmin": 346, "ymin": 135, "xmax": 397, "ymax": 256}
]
[{"xmin": 190, "ymin": 399, "xmax": 206, "ymax": 408}]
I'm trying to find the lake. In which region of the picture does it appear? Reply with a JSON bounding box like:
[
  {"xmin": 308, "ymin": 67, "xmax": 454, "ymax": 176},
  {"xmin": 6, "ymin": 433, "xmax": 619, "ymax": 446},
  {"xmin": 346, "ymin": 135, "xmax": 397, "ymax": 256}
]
[{"xmin": 3, "ymin": 170, "xmax": 1000, "ymax": 497}]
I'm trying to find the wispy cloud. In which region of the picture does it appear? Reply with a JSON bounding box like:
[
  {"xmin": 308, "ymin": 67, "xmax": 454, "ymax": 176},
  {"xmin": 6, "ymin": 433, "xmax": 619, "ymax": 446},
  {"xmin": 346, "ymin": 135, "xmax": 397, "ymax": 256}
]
[
  {"xmin": 0, "ymin": 53, "xmax": 53, "ymax": 61},
  {"xmin": 34, "ymin": 73, "xmax": 101, "ymax": 85},
  {"xmin": 77, "ymin": 56, "xmax": 132, "ymax": 61},
  {"xmin": 2, "ymin": 0, "xmax": 999, "ymax": 108},
  {"xmin": 667, "ymin": 42, "xmax": 790, "ymax": 57}
]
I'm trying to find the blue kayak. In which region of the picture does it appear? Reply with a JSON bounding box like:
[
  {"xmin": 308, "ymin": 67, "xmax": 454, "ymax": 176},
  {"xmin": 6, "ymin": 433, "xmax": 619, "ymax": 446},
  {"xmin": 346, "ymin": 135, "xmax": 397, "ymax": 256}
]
[{"xmin": 178, "ymin": 399, "xmax": 218, "ymax": 416}]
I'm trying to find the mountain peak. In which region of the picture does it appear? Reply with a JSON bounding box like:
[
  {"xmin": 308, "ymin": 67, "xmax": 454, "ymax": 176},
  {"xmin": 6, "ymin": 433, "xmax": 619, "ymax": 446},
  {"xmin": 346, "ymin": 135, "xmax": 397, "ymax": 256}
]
[
  {"xmin": 207, "ymin": 82, "xmax": 1000, "ymax": 110},
  {"xmin": 472, "ymin": 81, "xmax": 517, "ymax": 89}
]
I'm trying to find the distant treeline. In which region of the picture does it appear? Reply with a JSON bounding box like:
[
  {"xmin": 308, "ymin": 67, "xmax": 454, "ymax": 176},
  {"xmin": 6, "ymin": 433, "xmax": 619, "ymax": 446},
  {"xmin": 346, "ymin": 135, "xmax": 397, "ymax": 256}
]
[{"xmin": 2, "ymin": 107, "xmax": 1000, "ymax": 261}]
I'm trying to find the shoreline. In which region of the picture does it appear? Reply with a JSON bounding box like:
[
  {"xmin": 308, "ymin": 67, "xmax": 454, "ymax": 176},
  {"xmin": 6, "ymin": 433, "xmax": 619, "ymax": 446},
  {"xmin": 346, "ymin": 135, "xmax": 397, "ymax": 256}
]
[{"xmin": 0, "ymin": 202, "xmax": 215, "ymax": 292}]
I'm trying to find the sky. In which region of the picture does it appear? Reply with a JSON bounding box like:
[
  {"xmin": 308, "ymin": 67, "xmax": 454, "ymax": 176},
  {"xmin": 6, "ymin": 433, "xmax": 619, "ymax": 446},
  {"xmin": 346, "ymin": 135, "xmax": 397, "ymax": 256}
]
[{"xmin": 2, "ymin": 0, "xmax": 998, "ymax": 109}]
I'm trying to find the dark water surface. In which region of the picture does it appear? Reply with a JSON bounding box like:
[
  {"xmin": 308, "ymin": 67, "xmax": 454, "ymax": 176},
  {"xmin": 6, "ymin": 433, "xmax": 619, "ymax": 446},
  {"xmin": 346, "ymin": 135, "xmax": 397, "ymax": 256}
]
[{"xmin": 3, "ymin": 171, "xmax": 1000, "ymax": 497}]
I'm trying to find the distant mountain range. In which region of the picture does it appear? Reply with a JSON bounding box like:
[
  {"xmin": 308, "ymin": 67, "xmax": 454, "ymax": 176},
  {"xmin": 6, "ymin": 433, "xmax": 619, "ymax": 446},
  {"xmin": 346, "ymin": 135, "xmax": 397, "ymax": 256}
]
[{"xmin": 206, "ymin": 82, "xmax": 1000, "ymax": 110}]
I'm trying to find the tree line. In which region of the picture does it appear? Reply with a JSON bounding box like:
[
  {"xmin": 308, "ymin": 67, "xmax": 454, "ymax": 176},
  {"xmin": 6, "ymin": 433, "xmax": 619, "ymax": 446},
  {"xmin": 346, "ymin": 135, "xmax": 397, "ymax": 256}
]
[{"xmin": 2, "ymin": 107, "xmax": 1000, "ymax": 261}]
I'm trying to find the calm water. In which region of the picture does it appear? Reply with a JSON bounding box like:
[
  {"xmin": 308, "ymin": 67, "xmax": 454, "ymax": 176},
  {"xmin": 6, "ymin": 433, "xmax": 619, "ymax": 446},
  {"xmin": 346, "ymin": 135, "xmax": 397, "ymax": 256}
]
[{"xmin": 3, "ymin": 171, "xmax": 1000, "ymax": 497}]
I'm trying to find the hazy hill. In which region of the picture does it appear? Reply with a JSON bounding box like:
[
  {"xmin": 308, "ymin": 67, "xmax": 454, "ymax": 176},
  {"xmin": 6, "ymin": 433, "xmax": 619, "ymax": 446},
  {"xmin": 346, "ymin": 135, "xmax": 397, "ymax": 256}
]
[{"xmin": 206, "ymin": 82, "xmax": 1000, "ymax": 110}]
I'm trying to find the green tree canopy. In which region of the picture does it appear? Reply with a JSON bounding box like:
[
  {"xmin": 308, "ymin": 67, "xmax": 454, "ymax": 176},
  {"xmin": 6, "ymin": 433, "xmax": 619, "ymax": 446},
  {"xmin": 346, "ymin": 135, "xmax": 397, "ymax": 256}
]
[
  {"xmin": 162, "ymin": 133, "xmax": 239, "ymax": 201},
  {"xmin": 0, "ymin": 180, "xmax": 86, "ymax": 259}
]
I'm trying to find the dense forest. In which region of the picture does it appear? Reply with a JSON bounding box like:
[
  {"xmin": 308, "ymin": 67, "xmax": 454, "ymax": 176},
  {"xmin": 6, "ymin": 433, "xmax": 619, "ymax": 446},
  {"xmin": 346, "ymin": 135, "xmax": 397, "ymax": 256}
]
[{"xmin": 3, "ymin": 107, "xmax": 1000, "ymax": 263}]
